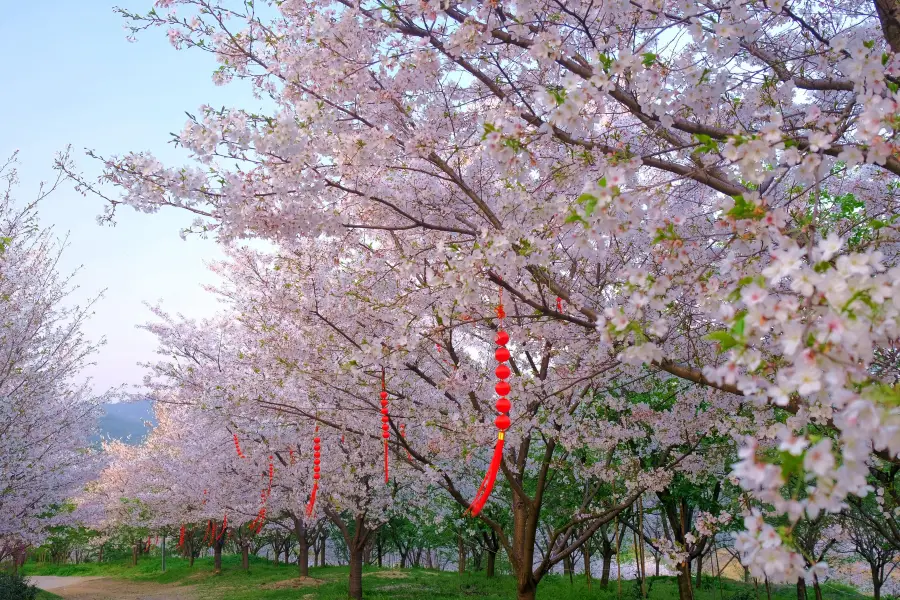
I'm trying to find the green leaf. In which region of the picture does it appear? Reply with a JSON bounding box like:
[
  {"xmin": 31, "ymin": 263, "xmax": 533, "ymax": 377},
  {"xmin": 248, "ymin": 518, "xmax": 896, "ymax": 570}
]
[
  {"xmin": 779, "ymin": 451, "xmax": 804, "ymax": 481},
  {"xmin": 729, "ymin": 313, "xmax": 746, "ymax": 339},
  {"xmin": 726, "ymin": 195, "xmax": 765, "ymax": 220},
  {"xmin": 598, "ymin": 53, "xmax": 614, "ymax": 73},
  {"xmin": 577, "ymin": 193, "xmax": 599, "ymax": 216},
  {"xmin": 565, "ymin": 211, "xmax": 586, "ymax": 225},
  {"xmin": 641, "ymin": 52, "xmax": 657, "ymax": 67},
  {"xmin": 704, "ymin": 331, "xmax": 738, "ymax": 352}
]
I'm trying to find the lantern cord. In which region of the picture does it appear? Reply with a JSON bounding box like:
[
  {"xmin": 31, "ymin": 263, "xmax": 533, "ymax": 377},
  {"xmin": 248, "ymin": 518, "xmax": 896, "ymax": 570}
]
[{"xmin": 467, "ymin": 433, "xmax": 505, "ymax": 516}]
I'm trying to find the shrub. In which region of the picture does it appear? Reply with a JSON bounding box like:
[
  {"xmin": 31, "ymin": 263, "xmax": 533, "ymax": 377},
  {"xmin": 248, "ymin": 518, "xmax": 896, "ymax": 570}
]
[{"xmin": 0, "ymin": 571, "xmax": 38, "ymax": 600}]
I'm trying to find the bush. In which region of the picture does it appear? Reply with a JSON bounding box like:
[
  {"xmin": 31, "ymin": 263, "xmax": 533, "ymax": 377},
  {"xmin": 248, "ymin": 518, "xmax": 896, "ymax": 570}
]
[{"xmin": 0, "ymin": 571, "xmax": 38, "ymax": 600}]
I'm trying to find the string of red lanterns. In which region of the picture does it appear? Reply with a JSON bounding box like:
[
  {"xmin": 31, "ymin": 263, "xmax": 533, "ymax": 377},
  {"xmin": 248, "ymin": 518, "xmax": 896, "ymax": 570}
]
[
  {"xmin": 380, "ymin": 367, "xmax": 390, "ymax": 484},
  {"xmin": 468, "ymin": 287, "xmax": 512, "ymax": 516},
  {"xmin": 233, "ymin": 433, "xmax": 245, "ymax": 458}
]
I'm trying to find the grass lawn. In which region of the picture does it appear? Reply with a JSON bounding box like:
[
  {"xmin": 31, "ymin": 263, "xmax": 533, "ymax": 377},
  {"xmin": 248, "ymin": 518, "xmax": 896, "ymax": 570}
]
[{"xmin": 22, "ymin": 556, "xmax": 870, "ymax": 600}]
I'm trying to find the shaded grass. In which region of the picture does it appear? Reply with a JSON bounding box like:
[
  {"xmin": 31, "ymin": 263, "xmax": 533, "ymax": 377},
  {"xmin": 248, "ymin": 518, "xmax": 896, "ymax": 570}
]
[{"xmin": 23, "ymin": 557, "xmax": 869, "ymax": 600}]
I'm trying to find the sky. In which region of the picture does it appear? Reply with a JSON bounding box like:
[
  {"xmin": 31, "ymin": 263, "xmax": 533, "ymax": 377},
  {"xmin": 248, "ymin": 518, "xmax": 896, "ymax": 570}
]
[{"xmin": 0, "ymin": 1, "xmax": 266, "ymax": 394}]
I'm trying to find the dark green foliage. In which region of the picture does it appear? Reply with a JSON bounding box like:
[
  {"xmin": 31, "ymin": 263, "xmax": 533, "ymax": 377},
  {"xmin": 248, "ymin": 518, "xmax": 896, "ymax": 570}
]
[{"xmin": 0, "ymin": 571, "xmax": 38, "ymax": 600}]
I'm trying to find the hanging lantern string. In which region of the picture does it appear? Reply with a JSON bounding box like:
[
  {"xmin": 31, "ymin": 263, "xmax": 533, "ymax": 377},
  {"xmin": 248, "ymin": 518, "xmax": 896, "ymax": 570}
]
[
  {"xmin": 250, "ymin": 455, "xmax": 275, "ymax": 534},
  {"xmin": 468, "ymin": 285, "xmax": 512, "ymax": 517},
  {"xmin": 233, "ymin": 433, "xmax": 245, "ymax": 458},
  {"xmin": 380, "ymin": 366, "xmax": 390, "ymax": 484},
  {"xmin": 306, "ymin": 423, "xmax": 321, "ymax": 517}
]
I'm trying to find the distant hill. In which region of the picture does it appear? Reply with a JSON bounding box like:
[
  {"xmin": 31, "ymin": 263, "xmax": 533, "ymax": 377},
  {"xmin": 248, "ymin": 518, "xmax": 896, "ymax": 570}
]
[{"xmin": 95, "ymin": 400, "xmax": 156, "ymax": 446}]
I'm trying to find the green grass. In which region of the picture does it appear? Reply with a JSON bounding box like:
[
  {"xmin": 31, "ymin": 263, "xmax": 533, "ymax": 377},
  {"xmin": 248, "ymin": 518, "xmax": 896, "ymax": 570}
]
[{"xmin": 22, "ymin": 556, "xmax": 870, "ymax": 600}]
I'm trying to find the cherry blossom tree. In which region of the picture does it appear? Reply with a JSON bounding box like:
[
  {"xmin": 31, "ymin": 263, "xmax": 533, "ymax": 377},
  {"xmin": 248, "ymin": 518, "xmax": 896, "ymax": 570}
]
[{"xmin": 0, "ymin": 153, "xmax": 104, "ymax": 548}]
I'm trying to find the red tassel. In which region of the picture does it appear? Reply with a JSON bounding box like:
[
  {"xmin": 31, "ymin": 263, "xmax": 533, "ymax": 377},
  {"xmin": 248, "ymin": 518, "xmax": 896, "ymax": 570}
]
[
  {"xmin": 178, "ymin": 525, "xmax": 185, "ymax": 548},
  {"xmin": 217, "ymin": 515, "xmax": 228, "ymax": 541},
  {"xmin": 384, "ymin": 441, "xmax": 390, "ymax": 483},
  {"xmin": 556, "ymin": 296, "xmax": 563, "ymax": 312},
  {"xmin": 468, "ymin": 435, "xmax": 505, "ymax": 516},
  {"xmin": 306, "ymin": 481, "xmax": 319, "ymax": 517}
]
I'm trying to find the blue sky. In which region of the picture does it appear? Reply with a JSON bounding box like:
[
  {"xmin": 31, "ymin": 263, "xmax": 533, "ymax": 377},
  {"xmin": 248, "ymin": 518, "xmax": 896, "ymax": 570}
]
[{"xmin": 1, "ymin": 1, "xmax": 265, "ymax": 394}]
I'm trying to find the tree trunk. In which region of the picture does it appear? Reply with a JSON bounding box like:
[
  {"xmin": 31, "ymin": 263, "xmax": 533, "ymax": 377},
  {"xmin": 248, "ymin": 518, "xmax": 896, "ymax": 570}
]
[
  {"xmin": 584, "ymin": 540, "xmax": 592, "ymax": 590},
  {"xmin": 874, "ymin": 581, "xmax": 882, "ymax": 600},
  {"xmin": 132, "ymin": 542, "xmax": 138, "ymax": 567},
  {"xmin": 563, "ymin": 554, "xmax": 574, "ymax": 581},
  {"xmin": 487, "ymin": 549, "xmax": 497, "ymax": 578},
  {"xmin": 797, "ymin": 577, "xmax": 808, "ymax": 600},
  {"xmin": 813, "ymin": 575, "xmax": 823, "ymax": 600},
  {"xmin": 875, "ymin": 0, "xmax": 900, "ymax": 54},
  {"xmin": 298, "ymin": 536, "xmax": 309, "ymax": 576},
  {"xmin": 98, "ymin": 545, "xmax": 104, "ymax": 563},
  {"xmin": 349, "ymin": 546, "xmax": 364, "ymax": 600},
  {"xmin": 676, "ymin": 563, "xmax": 695, "ymax": 600},
  {"xmin": 214, "ymin": 534, "xmax": 224, "ymax": 574},
  {"xmin": 601, "ymin": 550, "xmax": 612, "ymax": 587},
  {"xmin": 319, "ymin": 533, "xmax": 327, "ymax": 567},
  {"xmin": 457, "ymin": 534, "xmax": 466, "ymax": 574},
  {"xmin": 695, "ymin": 553, "xmax": 702, "ymax": 588},
  {"xmin": 242, "ymin": 543, "xmax": 249, "ymax": 570},
  {"xmin": 517, "ymin": 578, "xmax": 537, "ymax": 600}
]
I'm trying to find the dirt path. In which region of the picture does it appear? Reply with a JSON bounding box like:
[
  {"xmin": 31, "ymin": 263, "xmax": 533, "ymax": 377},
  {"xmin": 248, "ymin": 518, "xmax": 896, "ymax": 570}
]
[{"xmin": 31, "ymin": 576, "xmax": 198, "ymax": 599}]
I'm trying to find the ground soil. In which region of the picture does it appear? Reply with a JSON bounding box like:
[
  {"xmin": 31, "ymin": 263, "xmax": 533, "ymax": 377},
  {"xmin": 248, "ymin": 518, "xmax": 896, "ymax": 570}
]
[{"xmin": 32, "ymin": 576, "xmax": 199, "ymax": 600}]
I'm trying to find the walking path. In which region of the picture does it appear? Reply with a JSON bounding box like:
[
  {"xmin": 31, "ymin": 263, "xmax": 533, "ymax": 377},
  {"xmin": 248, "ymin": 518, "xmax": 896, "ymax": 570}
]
[{"xmin": 30, "ymin": 576, "xmax": 197, "ymax": 599}]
